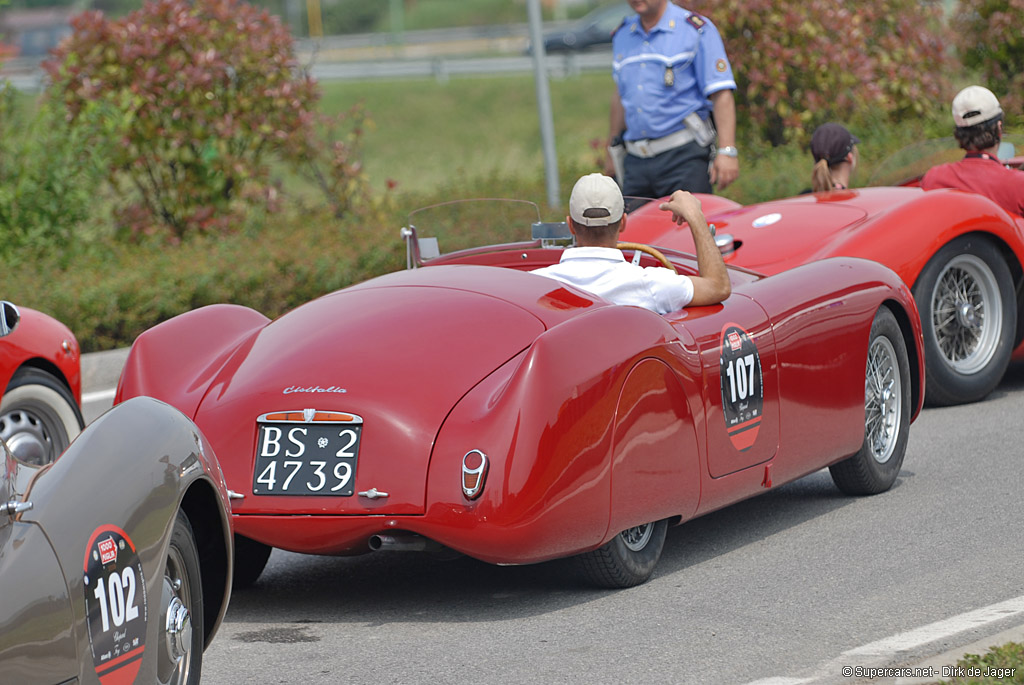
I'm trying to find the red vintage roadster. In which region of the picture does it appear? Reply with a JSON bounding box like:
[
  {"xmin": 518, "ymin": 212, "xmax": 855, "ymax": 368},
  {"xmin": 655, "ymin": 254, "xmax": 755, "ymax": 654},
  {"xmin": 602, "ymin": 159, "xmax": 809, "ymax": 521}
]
[
  {"xmin": 620, "ymin": 140, "xmax": 1024, "ymax": 406},
  {"xmin": 115, "ymin": 200, "xmax": 924, "ymax": 588}
]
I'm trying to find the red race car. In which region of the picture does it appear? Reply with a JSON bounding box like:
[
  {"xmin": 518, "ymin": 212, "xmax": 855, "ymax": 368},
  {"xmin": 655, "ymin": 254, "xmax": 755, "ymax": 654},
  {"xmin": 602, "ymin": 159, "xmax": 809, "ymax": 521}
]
[
  {"xmin": 621, "ymin": 140, "xmax": 1024, "ymax": 406},
  {"xmin": 116, "ymin": 200, "xmax": 924, "ymax": 588},
  {"xmin": 0, "ymin": 300, "xmax": 83, "ymax": 466}
]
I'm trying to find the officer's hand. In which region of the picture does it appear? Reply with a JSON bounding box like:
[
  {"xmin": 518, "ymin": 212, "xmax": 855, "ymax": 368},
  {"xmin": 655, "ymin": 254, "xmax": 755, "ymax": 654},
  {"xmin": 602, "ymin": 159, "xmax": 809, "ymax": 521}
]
[
  {"xmin": 711, "ymin": 155, "xmax": 739, "ymax": 190},
  {"xmin": 602, "ymin": 151, "xmax": 617, "ymax": 178}
]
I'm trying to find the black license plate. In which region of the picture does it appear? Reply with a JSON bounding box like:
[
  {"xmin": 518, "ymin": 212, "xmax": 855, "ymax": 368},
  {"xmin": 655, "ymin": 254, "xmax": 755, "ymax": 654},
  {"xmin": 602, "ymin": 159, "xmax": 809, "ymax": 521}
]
[{"xmin": 252, "ymin": 411, "xmax": 362, "ymax": 496}]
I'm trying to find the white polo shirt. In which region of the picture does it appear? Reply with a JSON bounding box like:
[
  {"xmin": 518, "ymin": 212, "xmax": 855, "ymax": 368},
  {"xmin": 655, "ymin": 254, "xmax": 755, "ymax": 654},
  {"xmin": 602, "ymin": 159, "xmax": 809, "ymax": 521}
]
[{"xmin": 531, "ymin": 247, "xmax": 694, "ymax": 314}]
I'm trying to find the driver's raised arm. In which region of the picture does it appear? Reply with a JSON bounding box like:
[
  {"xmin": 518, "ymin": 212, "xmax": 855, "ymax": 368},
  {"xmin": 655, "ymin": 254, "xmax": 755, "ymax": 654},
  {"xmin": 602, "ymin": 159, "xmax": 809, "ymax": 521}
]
[{"xmin": 658, "ymin": 191, "xmax": 731, "ymax": 306}]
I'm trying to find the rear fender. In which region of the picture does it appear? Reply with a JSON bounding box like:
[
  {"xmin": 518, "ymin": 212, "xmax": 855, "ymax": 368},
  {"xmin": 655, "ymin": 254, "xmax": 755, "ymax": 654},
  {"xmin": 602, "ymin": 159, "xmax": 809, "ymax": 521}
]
[
  {"xmin": 116, "ymin": 304, "xmax": 269, "ymax": 418},
  {"xmin": 425, "ymin": 304, "xmax": 686, "ymax": 563}
]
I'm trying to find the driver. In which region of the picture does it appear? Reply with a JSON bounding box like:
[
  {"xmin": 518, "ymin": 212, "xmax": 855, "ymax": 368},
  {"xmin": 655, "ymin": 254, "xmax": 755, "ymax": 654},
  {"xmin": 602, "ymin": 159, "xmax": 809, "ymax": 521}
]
[
  {"xmin": 531, "ymin": 173, "xmax": 731, "ymax": 313},
  {"xmin": 921, "ymin": 85, "xmax": 1024, "ymax": 216}
]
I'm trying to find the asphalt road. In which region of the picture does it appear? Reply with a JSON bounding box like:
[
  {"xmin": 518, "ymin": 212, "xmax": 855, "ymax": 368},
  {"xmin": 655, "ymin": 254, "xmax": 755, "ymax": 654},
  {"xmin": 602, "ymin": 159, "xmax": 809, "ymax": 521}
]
[{"xmin": 82, "ymin": 355, "xmax": 1024, "ymax": 685}]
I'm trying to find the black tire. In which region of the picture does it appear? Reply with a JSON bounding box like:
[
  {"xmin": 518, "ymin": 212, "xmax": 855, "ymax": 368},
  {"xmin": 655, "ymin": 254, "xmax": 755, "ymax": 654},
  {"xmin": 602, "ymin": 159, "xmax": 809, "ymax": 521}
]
[
  {"xmin": 578, "ymin": 519, "xmax": 668, "ymax": 588},
  {"xmin": 0, "ymin": 367, "xmax": 84, "ymax": 466},
  {"xmin": 233, "ymin": 534, "xmax": 272, "ymax": 589},
  {"xmin": 912, "ymin": 236, "xmax": 1016, "ymax": 406},
  {"xmin": 158, "ymin": 511, "xmax": 204, "ymax": 685},
  {"xmin": 830, "ymin": 307, "xmax": 911, "ymax": 496}
]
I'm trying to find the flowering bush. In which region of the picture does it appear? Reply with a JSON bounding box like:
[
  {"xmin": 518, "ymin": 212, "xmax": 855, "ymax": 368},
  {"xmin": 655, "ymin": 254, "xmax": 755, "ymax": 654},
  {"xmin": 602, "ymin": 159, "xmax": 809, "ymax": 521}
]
[
  {"xmin": 44, "ymin": 0, "xmax": 322, "ymax": 239},
  {"xmin": 682, "ymin": 0, "xmax": 954, "ymax": 144},
  {"xmin": 951, "ymin": 0, "xmax": 1024, "ymax": 126}
]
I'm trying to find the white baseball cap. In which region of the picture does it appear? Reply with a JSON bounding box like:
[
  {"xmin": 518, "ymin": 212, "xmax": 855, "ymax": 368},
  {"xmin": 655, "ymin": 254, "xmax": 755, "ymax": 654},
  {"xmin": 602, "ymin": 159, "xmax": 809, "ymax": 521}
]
[
  {"xmin": 952, "ymin": 85, "xmax": 1003, "ymax": 128},
  {"xmin": 569, "ymin": 173, "xmax": 624, "ymax": 227}
]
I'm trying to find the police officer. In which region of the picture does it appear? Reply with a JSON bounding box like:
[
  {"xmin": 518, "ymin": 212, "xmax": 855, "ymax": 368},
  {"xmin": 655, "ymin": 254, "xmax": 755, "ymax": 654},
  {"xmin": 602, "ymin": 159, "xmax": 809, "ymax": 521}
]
[{"xmin": 605, "ymin": 0, "xmax": 739, "ymax": 197}]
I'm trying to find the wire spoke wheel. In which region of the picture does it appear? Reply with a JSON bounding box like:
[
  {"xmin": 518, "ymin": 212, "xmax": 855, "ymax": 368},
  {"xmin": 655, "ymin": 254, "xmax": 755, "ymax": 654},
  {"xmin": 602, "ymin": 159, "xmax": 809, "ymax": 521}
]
[
  {"xmin": 864, "ymin": 335, "xmax": 902, "ymax": 464},
  {"xmin": 830, "ymin": 307, "xmax": 910, "ymax": 495},
  {"xmin": 929, "ymin": 254, "xmax": 1001, "ymax": 375}
]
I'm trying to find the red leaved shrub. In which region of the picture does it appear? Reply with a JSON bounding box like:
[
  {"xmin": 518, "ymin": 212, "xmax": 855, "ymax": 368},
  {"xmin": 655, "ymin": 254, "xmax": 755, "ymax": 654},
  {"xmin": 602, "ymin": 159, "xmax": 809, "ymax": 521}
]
[
  {"xmin": 44, "ymin": 0, "xmax": 322, "ymax": 239},
  {"xmin": 682, "ymin": 0, "xmax": 954, "ymax": 145}
]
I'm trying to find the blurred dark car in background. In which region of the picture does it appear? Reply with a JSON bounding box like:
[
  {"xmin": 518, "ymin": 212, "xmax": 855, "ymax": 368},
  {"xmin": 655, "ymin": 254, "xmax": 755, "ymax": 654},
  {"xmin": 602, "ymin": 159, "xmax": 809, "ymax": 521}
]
[{"xmin": 533, "ymin": 3, "xmax": 631, "ymax": 53}]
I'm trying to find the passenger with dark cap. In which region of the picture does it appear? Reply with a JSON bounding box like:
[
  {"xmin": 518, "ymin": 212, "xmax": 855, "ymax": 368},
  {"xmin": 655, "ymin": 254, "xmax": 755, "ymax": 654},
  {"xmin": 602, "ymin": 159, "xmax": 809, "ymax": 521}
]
[
  {"xmin": 809, "ymin": 123, "xmax": 859, "ymax": 192},
  {"xmin": 921, "ymin": 85, "xmax": 1024, "ymax": 216}
]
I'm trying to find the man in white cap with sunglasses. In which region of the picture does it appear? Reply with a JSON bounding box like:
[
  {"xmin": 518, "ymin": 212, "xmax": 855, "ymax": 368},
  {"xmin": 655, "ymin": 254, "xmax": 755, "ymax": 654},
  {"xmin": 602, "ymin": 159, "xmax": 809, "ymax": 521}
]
[
  {"xmin": 921, "ymin": 85, "xmax": 1024, "ymax": 216},
  {"xmin": 531, "ymin": 173, "xmax": 731, "ymax": 314}
]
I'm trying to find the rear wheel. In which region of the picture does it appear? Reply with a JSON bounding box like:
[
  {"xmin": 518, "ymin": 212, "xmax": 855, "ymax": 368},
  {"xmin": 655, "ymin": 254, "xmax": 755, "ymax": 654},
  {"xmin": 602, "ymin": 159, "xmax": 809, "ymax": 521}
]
[
  {"xmin": 830, "ymin": 307, "xmax": 911, "ymax": 495},
  {"xmin": 233, "ymin": 534, "xmax": 272, "ymax": 589},
  {"xmin": 578, "ymin": 519, "xmax": 668, "ymax": 588},
  {"xmin": 0, "ymin": 368, "xmax": 83, "ymax": 466},
  {"xmin": 158, "ymin": 511, "xmax": 204, "ymax": 685},
  {"xmin": 912, "ymin": 237, "xmax": 1015, "ymax": 406}
]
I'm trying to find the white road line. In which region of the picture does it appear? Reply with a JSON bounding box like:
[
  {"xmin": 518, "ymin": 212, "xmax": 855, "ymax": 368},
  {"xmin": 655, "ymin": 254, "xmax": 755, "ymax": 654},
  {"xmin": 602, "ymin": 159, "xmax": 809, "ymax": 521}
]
[
  {"xmin": 82, "ymin": 387, "xmax": 117, "ymax": 403},
  {"xmin": 746, "ymin": 595, "xmax": 1024, "ymax": 685}
]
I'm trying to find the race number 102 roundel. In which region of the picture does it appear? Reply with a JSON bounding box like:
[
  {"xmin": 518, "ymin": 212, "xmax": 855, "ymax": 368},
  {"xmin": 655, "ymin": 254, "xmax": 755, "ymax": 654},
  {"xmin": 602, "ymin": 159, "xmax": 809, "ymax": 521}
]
[
  {"xmin": 83, "ymin": 525, "xmax": 148, "ymax": 685},
  {"xmin": 719, "ymin": 324, "xmax": 764, "ymax": 452}
]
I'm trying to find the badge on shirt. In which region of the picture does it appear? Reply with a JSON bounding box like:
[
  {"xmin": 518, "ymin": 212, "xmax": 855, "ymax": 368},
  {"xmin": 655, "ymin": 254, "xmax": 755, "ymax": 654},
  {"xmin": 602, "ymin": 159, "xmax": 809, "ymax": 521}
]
[
  {"xmin": 716, "ymin": 58, "xmax": 728, "ymax": 72},
  {"xmin": 664, "ymin": 67, "xmax": 675, "ymax": 87},
  {"xmin": 686, "ymin": 13, "xmax": 705, "ymax": 30}
]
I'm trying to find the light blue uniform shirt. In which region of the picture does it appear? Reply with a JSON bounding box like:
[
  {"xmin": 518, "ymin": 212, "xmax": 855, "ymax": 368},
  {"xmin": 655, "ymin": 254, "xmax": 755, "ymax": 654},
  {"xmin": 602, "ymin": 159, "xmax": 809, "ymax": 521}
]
[{"xmin": 612, "ymin": 4, "xmax": 736, "ymax": 141}]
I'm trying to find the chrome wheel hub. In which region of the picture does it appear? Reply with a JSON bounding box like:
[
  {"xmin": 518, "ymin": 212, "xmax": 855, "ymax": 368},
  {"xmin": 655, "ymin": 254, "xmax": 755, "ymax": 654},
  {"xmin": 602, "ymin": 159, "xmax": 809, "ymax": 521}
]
[{"xmin": 164, "ymin": 596, "xmax": 192, "ymax": 663}]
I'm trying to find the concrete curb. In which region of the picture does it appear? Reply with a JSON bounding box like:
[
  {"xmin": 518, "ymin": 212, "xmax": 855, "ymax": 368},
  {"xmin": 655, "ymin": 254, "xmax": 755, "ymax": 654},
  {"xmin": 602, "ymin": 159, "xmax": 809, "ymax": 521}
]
[
  {"xmin": 895, "ymin": 622, "xmax": 1024, "ymax": 684},
  {"xmin": 81, "ymin": 348, "xmax": 130, "ymax": 394}
]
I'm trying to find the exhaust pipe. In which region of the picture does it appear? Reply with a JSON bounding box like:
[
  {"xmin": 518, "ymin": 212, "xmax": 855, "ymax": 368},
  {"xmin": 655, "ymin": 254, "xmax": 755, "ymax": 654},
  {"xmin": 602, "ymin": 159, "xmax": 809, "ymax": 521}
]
[{"xmin": 368, "ymin": 532, "xmax": 442, "ymax": 553}]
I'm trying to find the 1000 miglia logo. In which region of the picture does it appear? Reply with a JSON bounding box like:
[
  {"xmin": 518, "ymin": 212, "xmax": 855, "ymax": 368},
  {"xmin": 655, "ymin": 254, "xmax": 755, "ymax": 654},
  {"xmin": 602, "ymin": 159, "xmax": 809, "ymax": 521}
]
[
  {"xmin": 83, "ymin": 525, "xmax": 148, "ymax": 685},
  {"xmin": 719, "ymin": 324, "xmax": 764, "ymax": 452}
]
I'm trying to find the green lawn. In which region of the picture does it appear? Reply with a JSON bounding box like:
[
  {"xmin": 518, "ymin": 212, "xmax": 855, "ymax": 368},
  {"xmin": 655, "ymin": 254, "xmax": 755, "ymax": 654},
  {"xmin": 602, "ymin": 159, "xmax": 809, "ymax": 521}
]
[{"xmin": 318, "ymin": 71, "xmax": 614, "ymax": 199}]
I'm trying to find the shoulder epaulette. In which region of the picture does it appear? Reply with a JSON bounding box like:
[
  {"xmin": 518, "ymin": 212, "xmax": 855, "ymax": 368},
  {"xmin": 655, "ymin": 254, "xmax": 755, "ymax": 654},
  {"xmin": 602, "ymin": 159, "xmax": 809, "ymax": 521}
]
[
  {"xmin": 685, "ymin": 12, "xmax": 706, "ymax": 31},
  {"xmin": 611, "ymin": 16, "xmax": 628, "ymax": 38}
]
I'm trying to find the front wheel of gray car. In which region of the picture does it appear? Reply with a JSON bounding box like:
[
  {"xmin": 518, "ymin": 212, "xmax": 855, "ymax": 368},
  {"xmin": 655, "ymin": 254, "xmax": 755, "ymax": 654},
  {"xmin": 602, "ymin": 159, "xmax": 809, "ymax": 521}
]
[
  {"xmin": 578, "ymin": 519, "xmax": 668, "ymax": 588},
  {"xmin": 830, "ymin": 307, "xmax": 911, "ymax": 496},
  {"xmin": 158, "ymin": 511, "xmax": 204, "ymax": 685},
  {"xmin": 912, "ymin": 236, "xmax": 1016, "ymax": 406}
]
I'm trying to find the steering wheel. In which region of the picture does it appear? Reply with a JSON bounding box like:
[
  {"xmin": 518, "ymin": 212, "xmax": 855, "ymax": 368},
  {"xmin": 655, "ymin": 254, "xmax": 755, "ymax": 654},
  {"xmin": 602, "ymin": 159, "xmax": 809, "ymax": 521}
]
[{"xmin": 617, "ymin": 242, "xmax": 678, "ymax": 273}]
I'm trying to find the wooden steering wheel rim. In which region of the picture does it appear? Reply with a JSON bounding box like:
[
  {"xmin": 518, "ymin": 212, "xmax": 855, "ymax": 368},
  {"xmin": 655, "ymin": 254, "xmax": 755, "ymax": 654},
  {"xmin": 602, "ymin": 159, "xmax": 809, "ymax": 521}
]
[{"xmin": 617, "ymin": 242, "xmax": 678, "ymax": 273}]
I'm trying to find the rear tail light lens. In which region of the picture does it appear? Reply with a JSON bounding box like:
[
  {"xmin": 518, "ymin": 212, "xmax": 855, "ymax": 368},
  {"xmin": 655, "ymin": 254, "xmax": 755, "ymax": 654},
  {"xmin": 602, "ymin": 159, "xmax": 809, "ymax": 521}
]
[{"xmin": 462, "ymin": 450, "xmax": 488, "ymax": 500}]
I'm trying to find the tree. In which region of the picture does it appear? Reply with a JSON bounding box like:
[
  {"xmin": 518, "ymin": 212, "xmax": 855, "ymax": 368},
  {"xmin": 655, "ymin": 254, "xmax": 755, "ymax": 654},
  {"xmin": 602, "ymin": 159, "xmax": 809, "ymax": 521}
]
[{"xmin": 951, "ymin": 0, "xmax": 1024, "ymax": 126}]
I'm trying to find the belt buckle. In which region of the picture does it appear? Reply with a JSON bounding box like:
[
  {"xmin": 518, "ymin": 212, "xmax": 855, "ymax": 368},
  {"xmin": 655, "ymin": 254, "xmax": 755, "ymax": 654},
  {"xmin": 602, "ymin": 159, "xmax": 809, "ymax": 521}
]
[{"xmin": 637, "ymin": 141, "xmax": 651, "ymax": 157}]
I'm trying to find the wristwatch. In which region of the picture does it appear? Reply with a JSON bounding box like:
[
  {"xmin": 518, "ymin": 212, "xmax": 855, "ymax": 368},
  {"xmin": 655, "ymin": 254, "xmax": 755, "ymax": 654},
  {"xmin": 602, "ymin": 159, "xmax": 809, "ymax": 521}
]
[{"xmin": 717, "ymin": 146, "xmax": 738, "ymax": 158}]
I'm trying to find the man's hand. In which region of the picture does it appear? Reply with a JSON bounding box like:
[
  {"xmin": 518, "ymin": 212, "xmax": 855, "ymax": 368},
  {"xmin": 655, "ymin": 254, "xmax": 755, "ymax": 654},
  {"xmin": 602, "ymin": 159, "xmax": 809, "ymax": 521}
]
[
  {"xmin": 711, "ymin": 154, "xmax": 739, "ymax": 190},
  {"xmin": 659, "ymin": 190, "xmax": 731, "ymax": 306},
  {"xmin": 659, "ymin": 190, "xmax": 703, "ymax": 225}
]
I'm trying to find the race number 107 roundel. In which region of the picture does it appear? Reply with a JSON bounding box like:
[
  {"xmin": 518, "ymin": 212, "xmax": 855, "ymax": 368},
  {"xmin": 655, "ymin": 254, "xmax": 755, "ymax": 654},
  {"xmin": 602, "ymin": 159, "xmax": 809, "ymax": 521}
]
[
  {"xmin": 83, "ymin": 525, "xmax": 148, "ymax": 685},
  {"xmin": 719, "ymin": 324, "xmax": 764, "ymax": 452}
]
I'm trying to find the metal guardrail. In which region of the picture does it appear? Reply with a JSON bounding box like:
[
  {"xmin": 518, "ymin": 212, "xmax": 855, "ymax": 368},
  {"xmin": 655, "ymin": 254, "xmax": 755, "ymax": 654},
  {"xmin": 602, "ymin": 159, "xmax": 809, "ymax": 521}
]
[
  {"xmin": 3, "ymin": 50, "xmax": 611, "ymax": 91},
  {"xmin": 310, "ymin": 50, "xmax": 610, "ymax": 82}
]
